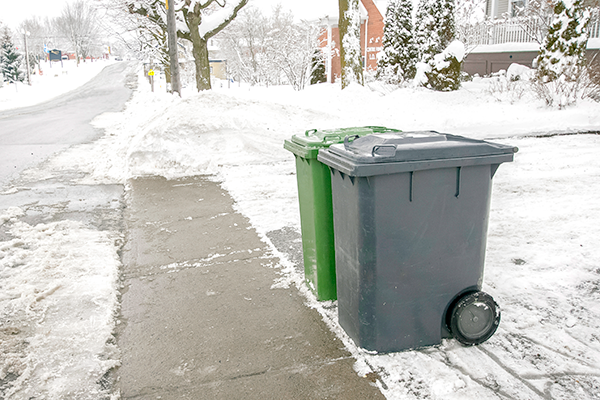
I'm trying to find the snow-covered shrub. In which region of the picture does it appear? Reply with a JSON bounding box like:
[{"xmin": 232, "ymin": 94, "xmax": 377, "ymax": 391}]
[
  {"xmin": 584, "ymin": 54, "xmax": 600, "ymax": 101},
  {"xmin": 533, "ymin": 74, "xmax": 582, "ymax": 107},
  {"xmin": 507, "ymin": 63, "xmax": 535, "ymax": 81},
  {"xmin": 460, "ymin": 71, "xmax": 473, "ymax": 82},
  {"xmin": 377, "ymin": 0, "xmax": 418, "ymax": 84},
  {"xmin": 414, "ymin": 0, "xmax": 461, "ymax": 91},
  {"xmin": 486, "ymin": 74, "xmax": 530, "ymax": 103},
  {"xmin": 533, "ymin": 67, "xmax": 600, "ymax": 107},
  {"xmin": 415, "ymin": 39, "xmax": 464, "ymax": 91}
]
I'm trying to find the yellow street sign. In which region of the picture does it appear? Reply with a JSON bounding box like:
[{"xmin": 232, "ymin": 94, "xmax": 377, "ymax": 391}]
[{"xmin": 148, "ymin": 69, "xmax": 155, "ymax": 76}]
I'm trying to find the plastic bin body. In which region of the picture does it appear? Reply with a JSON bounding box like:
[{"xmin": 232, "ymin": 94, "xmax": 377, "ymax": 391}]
[
  {"xmin": 284, "ymin": 127, "xmax": 400, "ymax": 301},
  {"xmin": 292, "ymin": 154, "xmax": 337, "ymax": 300},
  {"xmin": 317, "ymin": 131, "xmax": 516, "ymax": 352}
]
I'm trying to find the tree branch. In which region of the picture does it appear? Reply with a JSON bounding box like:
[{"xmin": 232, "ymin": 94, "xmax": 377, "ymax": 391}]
[{"xmin": 203, "ymin": 0, "xmax": 248, "ymax": 39}]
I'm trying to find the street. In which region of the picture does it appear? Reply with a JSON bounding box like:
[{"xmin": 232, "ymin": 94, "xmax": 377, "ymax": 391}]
[{"xmin": 0, "ymin": 61, "xmax": 135, "ymax": 188}]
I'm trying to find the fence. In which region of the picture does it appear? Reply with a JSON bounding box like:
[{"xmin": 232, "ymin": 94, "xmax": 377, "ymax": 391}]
[{"xmin": 460, "ymin": 13, "xmax": 600, "ymax": 47}]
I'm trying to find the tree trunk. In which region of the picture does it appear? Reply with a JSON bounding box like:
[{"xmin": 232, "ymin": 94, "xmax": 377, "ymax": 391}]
[
  {"xmin": 338, "ymin": 0, "xmax": 363, "ymax": 89},
  {"xmin": 189, "ymin": 23, "xmax": 211, "ymax": 91}
]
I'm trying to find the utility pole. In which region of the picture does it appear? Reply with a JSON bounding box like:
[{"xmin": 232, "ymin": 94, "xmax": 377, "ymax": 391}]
[
  {"xmin": 166, "ymin": 0, "xmax": 181, "ymax": 96},
  {"xmin": 23, "ymin": 31, "xmax": 31, "ymax": 85}
]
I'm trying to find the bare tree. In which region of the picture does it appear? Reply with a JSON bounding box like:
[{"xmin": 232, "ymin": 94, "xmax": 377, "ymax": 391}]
[
  {"xmin": 55, "ymin": 0, "xmax": 100, "ymax": 64},
  {"xmin": 218, "ymin": 5, "xmax": 321, "ymax": 90},
  {"xmin": 97, "ymin": 0, "xmax": 166, "ymax": 62},
  {"xmin": 218, "ymin": 6, "xmax": 271, "ymax": 86},
  {"xmin": 18, "ymin": 17, "xmax": 48, "ymax": 73},
  {"xmin": 455, "ymin": 0, "xmax": 487, "ymax": 53},
  {"xmin": 179, "ymin": 0, "xmax": 248, "ymax": 91},
  {"xmin": 512, "ymin": 0, "xmax": 555, "ymax": 44},
  {"xmin": 126, "ymin": 0, "xmax": 247, "ymax": 91},
  {"xmin": 264, "ymin": 7, "xmax": 321, "ymax": 90}
]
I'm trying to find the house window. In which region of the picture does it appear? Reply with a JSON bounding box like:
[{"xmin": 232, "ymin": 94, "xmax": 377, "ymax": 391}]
[{"xmin": 511, "ymin": 0, "xmax": 526, "ymax": 17}]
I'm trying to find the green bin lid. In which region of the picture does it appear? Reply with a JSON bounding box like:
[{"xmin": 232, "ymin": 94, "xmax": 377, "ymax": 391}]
[
  {"xmin": 284, "ymin": 126, "xmax": 401, "ymax": 159},
  {"xmin": 317, "ymin": 131, "xmax": 519, "ymax": 176}
]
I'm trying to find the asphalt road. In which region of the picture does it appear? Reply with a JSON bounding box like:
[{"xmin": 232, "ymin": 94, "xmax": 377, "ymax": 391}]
[{"xmin": 0, "ymin": 61, "xmax": 136, "ymax": 188}]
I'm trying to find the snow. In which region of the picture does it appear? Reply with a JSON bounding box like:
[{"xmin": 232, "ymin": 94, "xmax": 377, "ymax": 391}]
[
  {"xmin": 506, "ymin": 63, "xmax": 534, "ymax": 80},
  {"xmin": 197, "ymin": 0, "xmax": 247, "ymax": 38},
  {"xmin": 0, "ymin": 60, "xmax": 110, "ymax": 111},
  {"xmin": 0, "ymin": 217, "xmax": 121, "ymax": 399},
  {"xmin": 444, "ymin": 40, "xmax": 466, "ymax": 62},
  {"xmin": 2, "ymin": 61, "xmax": 600, "ymax": 399}
]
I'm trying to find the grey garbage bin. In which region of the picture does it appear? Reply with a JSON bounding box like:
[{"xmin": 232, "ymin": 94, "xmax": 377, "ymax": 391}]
[{"xmin": 317, "ymin": 131, "xmax": 517, "ymax": 352}]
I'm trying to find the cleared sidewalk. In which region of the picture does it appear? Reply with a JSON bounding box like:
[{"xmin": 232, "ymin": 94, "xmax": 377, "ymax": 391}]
[{"xmin": 116, "ymin": 176, "xmax": 384, "ymax": 399}]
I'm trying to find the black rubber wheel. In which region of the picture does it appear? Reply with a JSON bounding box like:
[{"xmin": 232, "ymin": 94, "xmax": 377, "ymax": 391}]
[{"xmin": 449, "ymin": 291, "xmax": 500, "ymax": 346}]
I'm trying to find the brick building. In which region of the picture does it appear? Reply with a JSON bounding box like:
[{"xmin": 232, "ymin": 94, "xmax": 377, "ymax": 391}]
[{"xmin": 316, "ymin": 0, "xmax": 386, "ymax": 83}]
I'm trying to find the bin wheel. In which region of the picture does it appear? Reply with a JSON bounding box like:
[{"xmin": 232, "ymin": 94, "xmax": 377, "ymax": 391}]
[{"xmin": 449, "ymin": 291, "xmax": 500, "ymax": 346}]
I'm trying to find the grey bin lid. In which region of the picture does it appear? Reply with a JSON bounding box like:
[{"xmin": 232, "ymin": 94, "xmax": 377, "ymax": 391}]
[{"xmin": 317, "ymin": 131, "xmax": 518, "ymax": 177}]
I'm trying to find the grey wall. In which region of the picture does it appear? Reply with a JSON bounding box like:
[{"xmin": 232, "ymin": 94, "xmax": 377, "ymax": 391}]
[{"xmin": 463, "ymin": 49, "xmax": 600, "ymax": 76}]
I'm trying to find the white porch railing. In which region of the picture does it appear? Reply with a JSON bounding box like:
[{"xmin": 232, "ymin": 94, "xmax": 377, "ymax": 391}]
[{"xmin": 459, "ymin": 13, "xmax": 600, "ymax": 47}]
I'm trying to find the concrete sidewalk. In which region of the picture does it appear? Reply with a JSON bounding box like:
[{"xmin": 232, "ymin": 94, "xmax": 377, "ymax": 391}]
[{"xmin": 116, "ymin": 176, "xmax": 384, "ymax": 399}]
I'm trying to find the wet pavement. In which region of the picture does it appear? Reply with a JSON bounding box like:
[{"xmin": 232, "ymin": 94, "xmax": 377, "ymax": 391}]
[{"xmin": 116, "ymin": 176, "xmax": 384, "ymax": 399}]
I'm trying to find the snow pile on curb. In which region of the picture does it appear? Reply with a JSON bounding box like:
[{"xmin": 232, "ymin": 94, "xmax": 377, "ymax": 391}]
[{"xmin": 0, "ymin": 211, "xmax": 121, "ymax": 399}]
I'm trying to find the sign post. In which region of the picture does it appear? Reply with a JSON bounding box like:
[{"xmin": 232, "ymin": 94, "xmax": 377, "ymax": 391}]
[
  {"xmin": 48, "ymin": 49, "xmax": 63, "ymax": 68},
  {"xmin": 148, "ymin": 69, "xmax": 155, "ymax": 92}
]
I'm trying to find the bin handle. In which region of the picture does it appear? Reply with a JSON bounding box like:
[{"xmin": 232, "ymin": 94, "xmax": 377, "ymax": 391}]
[
  {"xmin": 305, "ymin": 129, "xmax": 318, "ymax": 136},
  {"xmin": 323, "ymin": 134, "xmax": 342, "ymax": 143},
  {"xmin": 364, "ymin": 126, "xmax": 402, "ymax": 133},
  {"xmin": 371, "ymin": 144, "xmax": 397, "ymax": 157},
  {"xmin": 344, "ymin": 134, "xmax": 361, "ymax": 150}
]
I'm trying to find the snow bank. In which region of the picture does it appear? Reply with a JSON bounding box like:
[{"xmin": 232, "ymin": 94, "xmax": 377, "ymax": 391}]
[{"xmin": 0, "ymin": 214, "xmax": 121, "ymax": 399}]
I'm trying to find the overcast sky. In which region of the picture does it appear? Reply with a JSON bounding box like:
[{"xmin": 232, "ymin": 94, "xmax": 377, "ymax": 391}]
[{"xmin": 0, "ymin": 0, "xmax": 357, "ymax": 29}]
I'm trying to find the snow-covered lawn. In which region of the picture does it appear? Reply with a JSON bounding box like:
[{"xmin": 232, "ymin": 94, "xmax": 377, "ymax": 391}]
[{"xmin": 1, "ymin": 63, "xmax": 599, "ymax": 399}]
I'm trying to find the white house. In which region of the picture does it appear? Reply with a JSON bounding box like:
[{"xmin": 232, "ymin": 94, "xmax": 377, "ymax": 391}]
[{"xmin": 486, "ymin": 0, "xmax": 528, "ymax": 19}]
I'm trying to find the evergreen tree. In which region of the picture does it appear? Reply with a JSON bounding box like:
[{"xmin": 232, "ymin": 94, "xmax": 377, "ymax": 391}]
[
  {"xmin": 310, "ymin": 49, "xmax": 327, "ymax": 84},
  {"xmin": 414, "ymin": 0, "xmax": 461, "ymax": 91},
  {"xmin": 339, "ymin": 0, "xmax": 364, "ymax": 88},
  {"xmin": 0, "ymin": 27, "xmax": 24, "ymax": 84},
  {"xmin": 377, "ymin": 0, "xmax": 418, "ymax": 84},
  {"xmin": 415, "ymin": 0, "xmax": 455, "ymax": 63},
  {"xmin": 536, "ymin": 0, "xmax": 590, "ymax": 83}
]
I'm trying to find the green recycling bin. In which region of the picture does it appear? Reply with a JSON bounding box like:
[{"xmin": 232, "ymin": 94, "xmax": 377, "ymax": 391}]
[{"xmin": 284, "ymin": 126, "xmax": 401, "ymax": 301}]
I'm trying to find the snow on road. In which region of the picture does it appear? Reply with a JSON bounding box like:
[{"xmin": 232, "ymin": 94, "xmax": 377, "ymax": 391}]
[{"xmin": 1, "ymin": 62, "xmax": 600, "ymax": 398}]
